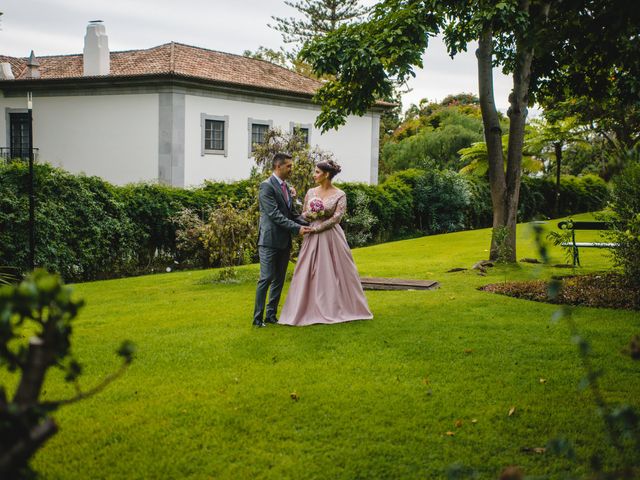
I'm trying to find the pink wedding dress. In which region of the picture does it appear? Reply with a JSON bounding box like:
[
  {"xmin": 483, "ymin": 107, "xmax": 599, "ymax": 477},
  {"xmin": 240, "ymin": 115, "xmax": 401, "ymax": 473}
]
[{"xmin": 279, "ymin": 187, "xmax": 373, "ymax": 326}]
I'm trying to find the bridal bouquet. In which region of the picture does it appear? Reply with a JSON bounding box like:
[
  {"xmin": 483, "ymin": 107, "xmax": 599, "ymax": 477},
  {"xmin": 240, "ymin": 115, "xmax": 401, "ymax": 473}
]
[{"xmin": 306, "ymin": 198, "xmax": 327, "ymax": 220}]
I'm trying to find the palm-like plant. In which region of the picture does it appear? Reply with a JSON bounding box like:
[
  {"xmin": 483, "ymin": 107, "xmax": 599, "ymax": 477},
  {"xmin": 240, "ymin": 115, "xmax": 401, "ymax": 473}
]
[
  {"xmin": 526, "ymin": 116, "xmax": 589, "ymax": 216},
  {"xmin": 0, "ymin": 267, "xmax": 18, "ymax": 285},
  {"xmin": 458, "ymin": 135, "xmax": 542, "ymax": 176}
]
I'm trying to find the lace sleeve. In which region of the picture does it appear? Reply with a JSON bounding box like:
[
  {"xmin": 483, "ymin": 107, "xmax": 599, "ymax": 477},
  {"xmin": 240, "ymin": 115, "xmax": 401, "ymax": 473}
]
[{"xmin": 311, "ymin": 193, "xmax": 347, "ymax": 233}]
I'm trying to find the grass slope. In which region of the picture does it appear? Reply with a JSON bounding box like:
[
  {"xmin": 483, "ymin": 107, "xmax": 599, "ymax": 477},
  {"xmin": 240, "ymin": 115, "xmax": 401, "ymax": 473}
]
[{"xmin": 14, "ymin": 215, "xmax": 640, "ymax": 479}]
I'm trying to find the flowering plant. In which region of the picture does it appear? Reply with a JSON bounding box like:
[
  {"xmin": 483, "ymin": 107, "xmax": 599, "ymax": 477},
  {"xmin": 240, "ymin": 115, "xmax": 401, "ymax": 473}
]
[{"xmin": 306, "ymin": 198, "xmax": 327, "ymax": 220}]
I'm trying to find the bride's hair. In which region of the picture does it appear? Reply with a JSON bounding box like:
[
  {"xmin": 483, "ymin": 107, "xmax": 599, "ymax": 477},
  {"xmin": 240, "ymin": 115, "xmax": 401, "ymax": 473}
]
[{"xmin": 316, "ymin": 159, "xmax": 342, "ymax": 179}]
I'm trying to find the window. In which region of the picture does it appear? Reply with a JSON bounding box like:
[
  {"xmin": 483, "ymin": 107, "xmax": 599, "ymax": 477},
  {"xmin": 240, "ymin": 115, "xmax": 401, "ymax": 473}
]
[
  {"xmin": 251, "ymin": 124, "xmax": 269, "ymax": 150},
  {"xmin": 201, "ymin": 114, "xmax": 228, "ymax": 156},
  {"xmin": 248, "ymin": 118, "xmax": 273, "ymax": 156},
  {"xmin": 290, "ymin": 122, "xmax": 312, "ymax": 145},
  {"xmin": 9, "ymin": 112, "xmax": 32, "ymax": 159},
  {"xmin": 294, "ymin": 126, "xmax": 309, "ymax": 145},
  {"xmin": 205, "ymin": 120, "xmax": 224, "ymax": 151}
]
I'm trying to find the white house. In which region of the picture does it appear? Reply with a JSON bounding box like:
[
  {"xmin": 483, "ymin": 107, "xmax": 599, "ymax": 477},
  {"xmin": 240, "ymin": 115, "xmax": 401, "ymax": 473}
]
[{"xmin": 0, "ymin": 22, "xmax": 387, "ymax": 187}]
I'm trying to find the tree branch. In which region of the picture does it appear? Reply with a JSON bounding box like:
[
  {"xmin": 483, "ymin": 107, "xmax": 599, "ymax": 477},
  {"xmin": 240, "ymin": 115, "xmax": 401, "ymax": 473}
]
[{"xmin": 43, "ymin": 361, "xmax": 130, "ymax": 409}]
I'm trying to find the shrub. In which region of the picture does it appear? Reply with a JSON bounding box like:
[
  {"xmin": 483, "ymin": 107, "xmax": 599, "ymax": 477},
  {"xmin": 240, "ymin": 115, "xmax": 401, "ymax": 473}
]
[
  {"xmin": 518, "ymin": 175, "xmax": 609, "ymax": 220},
  {"xmin": 607, "ymin": 163, "xmax": 640, "ymax": 286},
  {"xmin": 0, "ymin": 159, "xmax": 612, "ymax": 281},
  {"xmin": 171, "ymin": 208, "xmax": 208, "ymax": 268},
  {"xmin": 381, "ymin": 122, "xmax": 483, "ymax": 174},
  {"xmin": 200, "ymin": 200, "xmax": 258, "ymax": 267},
  {"xmin": 342, "ymin": 189, "xmax": 378, "ymax": 247},
  {"xmin": 116, "ymin": 183, "xmax": 190, "ymax": 269},
  {"xmin": 462, "ymin": 175, "xmax": 493, "ymax": 229},
  {"xmin": 173, "ymin": 199, "xmax": 258, "ymax": 269},
  {"xmin": 376, "ymin": 176, "xmax": 415, "ymax": 239},
  {"xmin": 0, "ymin": 162, "xmax": 138, "ymax": 282},
  {"xmin": 413, "ymin": 169, "xmax": 470, "ymax": 233}
]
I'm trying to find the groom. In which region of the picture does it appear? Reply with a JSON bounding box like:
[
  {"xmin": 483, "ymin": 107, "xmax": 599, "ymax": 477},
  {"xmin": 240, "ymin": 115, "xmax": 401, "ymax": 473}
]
[{"xmin": 253, "ymin": 153, "xmax": 310, "ymax": 328}]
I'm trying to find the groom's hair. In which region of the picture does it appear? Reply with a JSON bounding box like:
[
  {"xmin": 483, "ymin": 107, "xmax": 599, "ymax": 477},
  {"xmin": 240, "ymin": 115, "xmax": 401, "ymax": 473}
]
[{"xmin": 272, "ymin": 152, "xmax": 292, "ymax": 169}]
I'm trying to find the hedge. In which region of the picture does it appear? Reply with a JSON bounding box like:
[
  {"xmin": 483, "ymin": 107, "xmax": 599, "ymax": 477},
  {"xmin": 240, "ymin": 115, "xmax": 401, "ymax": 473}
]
[{"xmin": 0, "ymin": 161, "xmax": 608, "ymax": 281}]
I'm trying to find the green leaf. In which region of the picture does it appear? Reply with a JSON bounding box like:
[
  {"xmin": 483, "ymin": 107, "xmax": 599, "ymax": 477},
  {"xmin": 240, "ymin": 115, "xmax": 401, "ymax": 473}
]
[{"xmin": 117, "ymin": 340, "xmax": 137, "ymax": 364}]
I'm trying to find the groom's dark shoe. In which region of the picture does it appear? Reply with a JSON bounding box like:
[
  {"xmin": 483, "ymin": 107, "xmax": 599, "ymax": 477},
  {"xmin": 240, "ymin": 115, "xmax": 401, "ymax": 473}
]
[
  {"xmin": 264, "ymin": 316, "xmax": 278, "ymax": 324},
  {"xmin": 252, "ymin": 319, "xmax": 267, "ymax": 328}
]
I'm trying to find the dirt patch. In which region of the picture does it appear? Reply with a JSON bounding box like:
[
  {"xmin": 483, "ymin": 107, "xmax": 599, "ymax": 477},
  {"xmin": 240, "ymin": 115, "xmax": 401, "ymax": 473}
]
[{"xmin": 480, "ymin": 273, "xmax": 640, "ymax": 311}]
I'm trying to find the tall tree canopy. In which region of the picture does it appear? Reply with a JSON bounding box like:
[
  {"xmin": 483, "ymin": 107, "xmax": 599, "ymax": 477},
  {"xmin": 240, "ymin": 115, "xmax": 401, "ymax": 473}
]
[
  {"xmin": 301, "ymin": 0, "xmax": 639, "ymax": 261},
  {"xmin": 245, "ymin": 1, "xmax": 369, "ymax": 77},
  {"xmin": 269, "ymin": 0, "xmax": 369, "ymax": 56},
  {"xmin": 535, "ymin": 0, "xmax": 640, "ymax": 151}
]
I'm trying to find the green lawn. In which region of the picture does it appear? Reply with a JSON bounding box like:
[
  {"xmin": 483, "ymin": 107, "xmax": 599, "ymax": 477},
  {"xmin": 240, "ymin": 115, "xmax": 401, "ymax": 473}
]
[{"xmin": 15, "ymin": 214, "xmax": 640, "ymax": 478}]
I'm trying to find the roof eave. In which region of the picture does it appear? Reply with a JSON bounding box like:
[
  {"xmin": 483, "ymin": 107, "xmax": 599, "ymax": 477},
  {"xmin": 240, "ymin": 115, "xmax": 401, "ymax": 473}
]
[
  {"xmin": 0, "ymin": 72, "xmax": 316, "ymax": 98},
  {"xmin": 0, "ymin": 72, "xmax": 394, "ymax": 112}
]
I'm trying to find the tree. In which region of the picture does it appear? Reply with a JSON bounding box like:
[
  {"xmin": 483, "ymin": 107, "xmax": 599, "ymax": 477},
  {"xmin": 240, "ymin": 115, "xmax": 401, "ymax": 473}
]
[
  {"xmin": 243, "ymin": 46, "xmax": 289, "ymax": 68},
  {"xmin": 0, "ymin": 270, "xmax": 135, "ymax": 477},
  {"xmin": 535, "ymin": 0, "xmax": 640, "ymax": 152},
  {"xmin": 526, "ymin": 116, "xmax": 588, "ymax": 216},
  {"xmin": 300, "ymin": 0, "xmax": 639, "ymax": 261},
  {"xmin": 382, "ymin": 108, "xmax": 485, "ymax": 174},
  {"xmin": 378, "ymin": 87, "xmax": 403, "ymax": 152},
  {"xmin": 270, "ymin": 0, "xmax": 369, "ymax": 57},
  {"xmin": 246, "ymin": 1, "xmax": 368, "ymax": 77},
  {"xmin": 381, "ymin": 95, "xmax": 489, "ymax": 174}
]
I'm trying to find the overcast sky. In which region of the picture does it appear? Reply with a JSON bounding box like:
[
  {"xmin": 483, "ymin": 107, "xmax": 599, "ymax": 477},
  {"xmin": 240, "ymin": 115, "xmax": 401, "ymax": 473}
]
[{"xmin": 1, "ymin": 0, "xmax": 515, "ymax": 113}]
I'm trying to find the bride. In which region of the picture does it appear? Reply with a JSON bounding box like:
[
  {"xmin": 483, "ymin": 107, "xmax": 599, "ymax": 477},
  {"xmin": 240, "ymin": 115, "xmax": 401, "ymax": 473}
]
[{"xmin": 278, "ymin": 159, "xmax": 373, "ymax": 326}]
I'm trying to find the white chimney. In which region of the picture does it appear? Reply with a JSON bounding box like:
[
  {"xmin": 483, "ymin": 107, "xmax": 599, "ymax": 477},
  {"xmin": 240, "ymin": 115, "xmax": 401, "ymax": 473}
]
[
  {"xmin": 0, "ymin": 63, "xmax": 15, "ymax": 80},
  {"xmin": 83, "ymin": 20, "xmax": 110, "ymax": 76}
]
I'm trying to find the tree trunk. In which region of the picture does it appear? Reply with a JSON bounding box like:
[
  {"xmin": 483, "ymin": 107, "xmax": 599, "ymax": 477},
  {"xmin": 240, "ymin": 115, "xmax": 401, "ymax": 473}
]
[
  {"xmin": 554, "ymin": 141, "xmax": 562, "ymax": 217},
  {"xmin": 0, "ymin": 418, "xmax": 58, "ymax": 475},
  {"xmin": 476, "ymin": 26, "xmax": 506, "ymax": 260},
  {"xmin": 13, "ymin": 337, "xmax": 51, "ymax": 405},
  {"xmin": 477, "ymin": 0, "xmax": 546, "ymax": 262},
  {"xmin": 504, "ymin": 24, "xmax": 534, "ymax": 261}
]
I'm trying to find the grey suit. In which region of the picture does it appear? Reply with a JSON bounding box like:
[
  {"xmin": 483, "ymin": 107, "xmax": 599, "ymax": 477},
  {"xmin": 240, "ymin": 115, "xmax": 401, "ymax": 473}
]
[{"xmin": 253, "ymin": 175, "xmax": 307, "ymax": 324}]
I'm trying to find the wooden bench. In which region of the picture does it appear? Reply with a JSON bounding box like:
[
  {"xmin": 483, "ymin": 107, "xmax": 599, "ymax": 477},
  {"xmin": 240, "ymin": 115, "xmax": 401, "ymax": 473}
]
[{"xmin": 557, "ymin": 221, "xmax": 619, "ymax": 266}]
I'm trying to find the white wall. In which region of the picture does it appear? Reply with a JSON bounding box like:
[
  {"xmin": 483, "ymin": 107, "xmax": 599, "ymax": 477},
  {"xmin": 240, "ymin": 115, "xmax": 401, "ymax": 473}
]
[
  {"xmin": 2, "ymin": 93, "xmax": 159, "ymax": 185},
  {"xmin": 2, "ymin": 89, "xmax": 378, "ymax": 187},
  {"xmin": 184, "ymin": 94, "xmax": 376, "ymax": 186}
]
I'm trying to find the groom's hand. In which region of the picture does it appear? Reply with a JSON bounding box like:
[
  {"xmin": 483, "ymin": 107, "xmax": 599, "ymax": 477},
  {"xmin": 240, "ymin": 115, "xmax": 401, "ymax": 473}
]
[{"xmin": 299, "ymin": 226, "xmax": 312, "ymax": 235}]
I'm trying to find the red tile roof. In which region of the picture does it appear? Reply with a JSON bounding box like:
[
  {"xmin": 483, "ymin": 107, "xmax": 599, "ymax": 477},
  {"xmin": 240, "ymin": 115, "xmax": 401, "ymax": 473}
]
[{"xmin": 0, "ymin": 43, "xmax": 323, "ymax": 97}]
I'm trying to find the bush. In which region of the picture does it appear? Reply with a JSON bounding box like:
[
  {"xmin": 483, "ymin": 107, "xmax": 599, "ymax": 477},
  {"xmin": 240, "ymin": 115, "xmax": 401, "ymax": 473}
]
[
  {"xmin": 252, "ymin": 127, "xmax": 332, "ymax": 204},
  {"xmin": 341, "ymin": 189, "xmax": 378, "ymax": 247},
  {"xmin": 171, "ymin": 208, "xmax": 209, "ymax": 268},
  {"xmin": 116, "ymin": 183, "xmax": 192, "ymax": 269},
  {"xmin": 518, "ymin": 175, "xmax": 609, "ymax": 220},
  {"xmin": 412, "ymin": 169, "xmax": 470, "ymax": 233},
  {"xmin": 462, "ymin": 175, "xmax": 493, "ymax": 229},
  {"xmin": 0, "ymin": 163, "xmax": 249, "ymax": 281},
  {"xmin": 381, "ymin": 122, "xmax": 483, "ymax": 174},
  {"xmin": 375, "ymin": 176, "xmax": 415, "ymax": 240},
  {"xmin": 0, "ymin": 160, "xmax": 612, "ymax": 281},
  {"xmin": 607, "ymin": 163, "xmax": 640, "ymax": 286},
  {"xmin": 0, "ymin": 163, "xmax": 138, "ymax": 281},
  {"xmin": 199, "ymin": 200, "xmax": 258, "ymax": 268}
]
